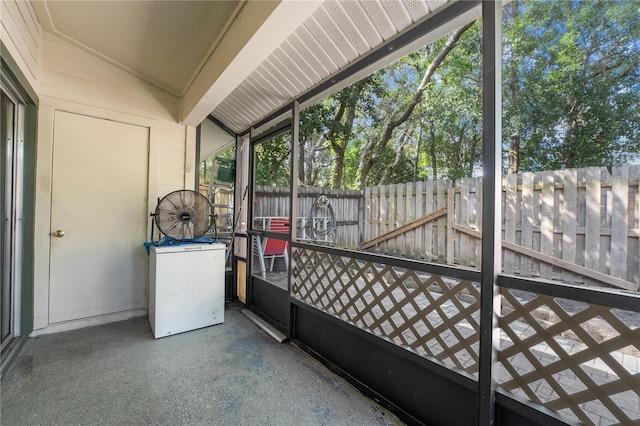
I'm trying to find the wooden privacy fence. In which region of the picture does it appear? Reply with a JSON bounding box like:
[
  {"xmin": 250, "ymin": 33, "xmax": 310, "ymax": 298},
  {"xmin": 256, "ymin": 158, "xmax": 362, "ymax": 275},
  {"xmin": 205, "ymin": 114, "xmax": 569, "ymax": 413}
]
[
  {"xmin": 254, "ymin": 186, "xmax": 361, "ymax": 248},
  {"xmin": 254, "ymin": 166, "xmax": 639, "ymax": 291},
  {"xmin": 363, "ymin": 165, "xmax": 640, "ymax": 291}
]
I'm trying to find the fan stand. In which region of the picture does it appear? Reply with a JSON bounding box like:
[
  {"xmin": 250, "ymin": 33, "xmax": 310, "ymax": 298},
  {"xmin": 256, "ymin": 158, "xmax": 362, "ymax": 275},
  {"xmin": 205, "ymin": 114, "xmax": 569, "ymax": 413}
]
[{"xmin": 149, "ymin": 197, "xmax": 160, "ymax": 242}]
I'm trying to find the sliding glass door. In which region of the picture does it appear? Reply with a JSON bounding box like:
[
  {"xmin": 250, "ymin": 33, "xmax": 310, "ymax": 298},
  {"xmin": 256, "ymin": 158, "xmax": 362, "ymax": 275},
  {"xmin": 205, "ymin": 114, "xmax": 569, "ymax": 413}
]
[{"xmin": 1, "ymin": 89, "xmax": 23, "ymax": 352}]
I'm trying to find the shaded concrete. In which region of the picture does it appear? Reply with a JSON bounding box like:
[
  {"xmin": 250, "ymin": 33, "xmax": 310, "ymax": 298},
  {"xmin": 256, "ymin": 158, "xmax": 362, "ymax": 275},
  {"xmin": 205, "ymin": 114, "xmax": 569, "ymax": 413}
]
[{"xmin": 1, "ymin": 303, "xmax": 403, "ymax": 426}]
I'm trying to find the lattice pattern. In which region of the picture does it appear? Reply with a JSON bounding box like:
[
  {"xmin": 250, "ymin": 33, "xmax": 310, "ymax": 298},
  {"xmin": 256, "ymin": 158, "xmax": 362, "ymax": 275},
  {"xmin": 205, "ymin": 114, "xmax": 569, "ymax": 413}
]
[
  {"xmin": 498, "ymin": 288, "xmax": 640, "ymax": 426},
  {"xmin": 292, "ymin": 248, "xmax": 481, "ymax": 376}
]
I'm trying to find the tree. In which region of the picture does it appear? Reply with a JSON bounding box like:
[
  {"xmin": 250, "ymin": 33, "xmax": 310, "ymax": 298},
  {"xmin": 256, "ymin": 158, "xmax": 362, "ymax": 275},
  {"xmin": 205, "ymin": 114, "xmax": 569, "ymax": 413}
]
[
  {"xmin": 255, "ymin": 135, "xmax": 290, "ymax": 186},
  {"xmin": 357, "ymin": 22, "xmax": 475, "ymax": 189},
  {"xmin": 503, "ymin": 0, "xmax": 640, "ymax": 172},
  {"xmin": 293, "ymin": 0, "xmax": 639, "ymax": 190},
  {"xmin": 299, "ymin": 75, "xmax": 383, "ymax": 189},
  {"xmin": 299, "ymin": 103, "xmax": 333, "ymax": 187}
]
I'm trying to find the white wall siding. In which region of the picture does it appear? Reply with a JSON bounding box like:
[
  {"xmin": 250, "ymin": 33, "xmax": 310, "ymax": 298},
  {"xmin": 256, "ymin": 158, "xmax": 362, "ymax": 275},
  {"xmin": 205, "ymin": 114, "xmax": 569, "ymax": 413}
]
[
  {"xmin": 0, "ymin": 0, "xmax": 41, "ymax": 91},
  {"xmin": 33, "ymin": 33, "xmax": 195, "ymax": 331},
  {"xmin": 159, "ymin": 123, "xmax": 188, "ymax": 195},
  {"xmin": 40, "ymin": 33, "xmax": 179, "ymax": 121},
  {"xmin": 38, "ymin": 32, "xmax": 190, "ymax": 196}
]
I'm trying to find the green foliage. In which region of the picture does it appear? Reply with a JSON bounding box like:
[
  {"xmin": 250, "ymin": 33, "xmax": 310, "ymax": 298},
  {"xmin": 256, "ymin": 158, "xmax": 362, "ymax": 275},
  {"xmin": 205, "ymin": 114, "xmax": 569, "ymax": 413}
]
[
  {"xmin": 255, "ymin": 133, "xmax": 291, "ymax": 186},
  {"xmin": 291, "ymin": 0, "xmax": 638, "ymax": 189},
  {"xmin": 504, "ymin": 0, "xmax": 640, "ymax": 171}
]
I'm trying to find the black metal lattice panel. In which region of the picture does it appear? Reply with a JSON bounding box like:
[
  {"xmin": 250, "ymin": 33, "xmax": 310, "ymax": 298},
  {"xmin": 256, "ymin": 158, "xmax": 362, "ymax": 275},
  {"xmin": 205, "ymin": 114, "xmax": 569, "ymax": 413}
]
[
  {"xmin": 292, "ymin": 247, "xmax": 481, "ymax": 376},
  {"xmin": 498, "ymin": 288, "xmax": 640, "ymax": 425}
]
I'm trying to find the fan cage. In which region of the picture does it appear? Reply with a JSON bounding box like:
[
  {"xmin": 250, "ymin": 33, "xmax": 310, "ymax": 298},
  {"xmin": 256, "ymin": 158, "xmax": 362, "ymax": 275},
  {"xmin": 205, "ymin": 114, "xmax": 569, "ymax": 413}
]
[{"xmin": 154, "ymin": 190, "xmax": 212, "ymax": 241}]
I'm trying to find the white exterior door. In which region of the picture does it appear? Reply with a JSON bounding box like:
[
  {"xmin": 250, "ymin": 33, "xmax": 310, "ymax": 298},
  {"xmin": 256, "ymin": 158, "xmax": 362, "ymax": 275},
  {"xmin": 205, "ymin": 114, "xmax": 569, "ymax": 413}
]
[{"xmin": 49, "ymin": 111, "xmax": 149, "ymax": 324}]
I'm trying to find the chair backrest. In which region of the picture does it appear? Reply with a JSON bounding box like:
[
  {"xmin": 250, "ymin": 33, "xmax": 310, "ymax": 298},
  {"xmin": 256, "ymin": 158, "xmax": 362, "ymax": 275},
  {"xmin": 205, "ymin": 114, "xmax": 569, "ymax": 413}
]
[
  {"xmin": 264, "ymin": 218, "xmax": 289, "ymax": 255},
  {"xmin": 269, "ymin": 218, "xmax": 289, "ymax": 234}
]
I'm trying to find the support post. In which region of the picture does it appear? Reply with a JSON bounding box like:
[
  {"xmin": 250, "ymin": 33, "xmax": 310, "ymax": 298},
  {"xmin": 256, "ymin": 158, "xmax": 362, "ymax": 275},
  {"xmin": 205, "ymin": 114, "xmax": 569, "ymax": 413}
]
[
  {"xmin": 195, "ymin": 124, "xmax": 202, "ymax": 191},
  {"xmin": 478, "ymin": 1, "xmax": 502, "ymax": 425},
  {"xmin": 246, "ymin": 127, "xmax": 256, "ymax": 309},
  {"xmin": 288, "ymin": 101, "xmax": 300, "ymax": 338}
]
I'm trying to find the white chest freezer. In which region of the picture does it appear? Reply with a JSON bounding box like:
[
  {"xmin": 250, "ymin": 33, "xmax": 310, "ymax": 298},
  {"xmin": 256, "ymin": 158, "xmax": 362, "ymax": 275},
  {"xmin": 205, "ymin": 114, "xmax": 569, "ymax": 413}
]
[{"xmin": 148, "ymin": 243, "xmax": 226, "ymax": 338}]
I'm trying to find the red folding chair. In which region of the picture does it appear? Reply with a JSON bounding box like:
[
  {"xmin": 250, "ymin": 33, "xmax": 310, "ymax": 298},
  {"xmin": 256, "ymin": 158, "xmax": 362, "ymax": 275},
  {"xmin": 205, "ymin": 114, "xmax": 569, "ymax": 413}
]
[{"xmin": 262, "ymin": 218, "xmax": 289, "ymax": 272}]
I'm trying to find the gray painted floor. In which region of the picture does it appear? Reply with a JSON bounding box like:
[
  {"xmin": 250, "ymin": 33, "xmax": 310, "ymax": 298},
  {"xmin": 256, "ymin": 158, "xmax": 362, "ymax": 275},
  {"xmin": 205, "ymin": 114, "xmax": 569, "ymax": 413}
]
[{"xmin": 1, "ymin": 303, "xmax": 403, "ymax": 426}]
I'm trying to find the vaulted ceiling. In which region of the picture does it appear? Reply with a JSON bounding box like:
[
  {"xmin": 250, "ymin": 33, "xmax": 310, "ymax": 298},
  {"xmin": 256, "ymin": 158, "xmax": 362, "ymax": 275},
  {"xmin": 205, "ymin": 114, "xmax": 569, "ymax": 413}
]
[
  {"xmin": 33, "ymin": 0, "xmax": 243, "ymax": 97},
  {"xmin": 33, "ymin": 0, "xmax": 465, "ymax": 143}
]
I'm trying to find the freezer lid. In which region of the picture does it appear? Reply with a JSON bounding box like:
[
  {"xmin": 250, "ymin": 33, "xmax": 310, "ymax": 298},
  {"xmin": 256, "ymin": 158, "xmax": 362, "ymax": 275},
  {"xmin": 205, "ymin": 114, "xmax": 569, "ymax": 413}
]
[{"xmin": 150, "ymin": 243, "xmax": 226, "ymax": 254}]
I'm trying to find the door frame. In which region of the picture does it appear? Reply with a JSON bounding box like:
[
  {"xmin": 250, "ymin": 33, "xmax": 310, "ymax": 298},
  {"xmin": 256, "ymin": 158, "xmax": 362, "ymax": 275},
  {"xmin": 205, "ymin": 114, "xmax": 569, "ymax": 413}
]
[
  {"xmin": 48, "ymin": 110, "xmax": 150, "ymax": 324},
  {"xmin": 0, "ymin": 87, "xmax": 25, "ymax": 352},
  {"xmin": 247, "ymin": 117, "xmax": 294, "ymax": 333},
  {"xmin": 32, "ymin": 99, "xmax": 163, "ymax": 334}
]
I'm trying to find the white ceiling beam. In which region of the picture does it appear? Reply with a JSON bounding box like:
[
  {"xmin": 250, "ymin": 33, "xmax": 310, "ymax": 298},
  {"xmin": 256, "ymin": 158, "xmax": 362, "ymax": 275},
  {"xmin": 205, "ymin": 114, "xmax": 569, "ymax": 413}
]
[{"xmin": 179, "ymin": 0, "xmax": 323, "ymax": 128}]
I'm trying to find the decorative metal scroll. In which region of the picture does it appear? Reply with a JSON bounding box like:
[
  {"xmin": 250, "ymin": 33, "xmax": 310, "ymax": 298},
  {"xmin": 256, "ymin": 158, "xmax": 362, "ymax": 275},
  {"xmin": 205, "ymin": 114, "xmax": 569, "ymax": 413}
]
[
  {"xmin": 292, "ymin": 247, "xmax": 481, "ymax": 376},
  {"xmin": 498, "ymin": 288, "xmax": 640, "ymax": 425}
]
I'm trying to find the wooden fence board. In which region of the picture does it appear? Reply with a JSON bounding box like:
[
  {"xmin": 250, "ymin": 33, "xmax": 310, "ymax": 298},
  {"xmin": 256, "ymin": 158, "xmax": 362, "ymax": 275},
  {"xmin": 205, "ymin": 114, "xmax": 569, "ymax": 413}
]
[
  {"xmin": 562, "ymin": 169, "xmax": 577, "ymax": 282},
  {"xmin": 364, "ymin": 186, "xmax": 371, "ymax": 242},
  {"xmin": 553, "ymin": 170, "xmax": 563, "ymax": 277},
  {"xmin": 460, "ymin": 178, "xmax": 471, "ymax": 266},
  {"xmin": 453, "ymin": 223, "xmax": 638, "ymax": 291},
  {"xmin": 585, "ymin": 167, "xmax": 601, "ymax": 273},
  {"xmin": 358, "ymin": 166, "xmax": 640, "ymax": 290},
  {"xmin": 636, "ymin": 167, "xmax": 640, "ymax": 285},
  {"xmin": 636, "ymin": 166, "xmax": 640, "ymax": 284},
  {"xmin": 475, "ymin": 178, "xmax": 482, "ymax": 268},
  {"xmin": 256, "ymin": 186, "xmax": 360, "ymax": 248},
  {"xmin": 397, "ymin": 183, "xmax": 406, "ymax": 255},
  {"xmin": 405, "ymin": 182, "xmax": 413, "ymax": 257},
  {"xmin": 260, "ymin": 165, "xmax": 640, "ymax": 291},
  {"xmin": 361, "ymin": 208, "xmax": 447, "ymax": 250},
  {"xmin": 389, "ymin": 184, "xmax": 396, "ymax": 254},
  {"xmin": 521, "ymin": 172, "xmax": 534, "ymax": 276},
  {"xmin": 373, "ymin": 186, "xmax": 380, "ymax": 244},
  {"xmin": 437, "ymin": 179, "xmax": 448, "ymax": 263},
  {"xmin": 380, "ymin": 186, "xmax": 388, "ymax": 242},
  {"xmin": 415, "ymin": 180, "xmax": 425, "ymax": 258},
  {"xmin": 600, "ymin": 168, "xmax": 612, "ymax": 275},
  {"xmin": 540, "ymin": 171, "xmax": 554, "ymax": 279},
  {"xmin": 447, "ymin": 188, "xmax": 455, "ymax": 265},
  {"xmin": 504, "ymin": 174, "xmax": 518, "ymax": 274},
  {"xmin": 611, "ymin": 165, "xmax": 628, "ymax": 279}
]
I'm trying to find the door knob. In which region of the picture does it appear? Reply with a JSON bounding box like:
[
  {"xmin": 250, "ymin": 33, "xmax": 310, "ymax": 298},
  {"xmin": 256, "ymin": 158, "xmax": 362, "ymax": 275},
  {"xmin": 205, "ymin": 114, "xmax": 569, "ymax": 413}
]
[{"xmin": 53, "ymin": 230, "xmax": 65, "ymax": 237}]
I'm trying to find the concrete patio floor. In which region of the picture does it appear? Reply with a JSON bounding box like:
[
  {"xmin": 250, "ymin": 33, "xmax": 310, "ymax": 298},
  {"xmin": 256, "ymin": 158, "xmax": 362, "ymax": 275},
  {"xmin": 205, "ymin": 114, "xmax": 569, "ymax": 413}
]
[{"xmin": 1, "ymin": 302, "xmax": 403, "ymax": 426}]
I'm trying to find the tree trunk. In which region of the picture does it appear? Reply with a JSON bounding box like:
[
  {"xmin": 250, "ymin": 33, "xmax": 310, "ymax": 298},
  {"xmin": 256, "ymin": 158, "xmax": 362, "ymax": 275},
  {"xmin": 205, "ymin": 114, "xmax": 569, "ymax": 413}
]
[
  {"xmin": 413, "ymin": 124, "xmax": 423, "ymax": 183},
  {"xmin": 299, "ymin": 137, "xmax": 306, "ymax": 184},
  {"xmin": 333, "ymin": 145, "xmax": 346, "ymax": 188},
  {"xmin": 331, "ymin": 84, "xmax": 362, "ymax": 189},
  {"xmin": 508, "ymin": 134, "xmax": 520, "ymax": 174},
  {"xmin": 429, "ymin": 128, "xmax": 438, "ymax": 180},
  {"xmin": 507, "ymin": 0, "xmax": 521, "ymax": 174},
  {"xmin": 382, "ymin": 123, "xmax": 413, "ymax": 184},
  {"xmin": 468, "ymin": 135, "xmax": 479, "ymax": 177},
  {"xmin": 358, "ymin": 22, "xmax": 473, "ymax": 189}
]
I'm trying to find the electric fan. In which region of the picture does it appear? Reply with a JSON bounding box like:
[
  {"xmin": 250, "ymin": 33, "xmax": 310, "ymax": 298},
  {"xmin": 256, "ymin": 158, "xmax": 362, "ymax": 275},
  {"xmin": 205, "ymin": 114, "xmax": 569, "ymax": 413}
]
[{"xmin": 153, "ymin": 190, "xmax": 212, "ymax": 241}]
